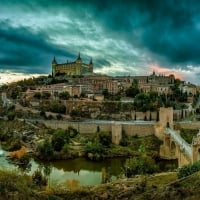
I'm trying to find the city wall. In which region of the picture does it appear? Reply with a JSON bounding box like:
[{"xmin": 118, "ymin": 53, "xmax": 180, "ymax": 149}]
[
  {"xmin": 42, "ymin": 120, "xmax": 155, "ymax": 137},
  {"xmin": 175, "ymin": 122, "xmax": 200, "ymax": 130}
]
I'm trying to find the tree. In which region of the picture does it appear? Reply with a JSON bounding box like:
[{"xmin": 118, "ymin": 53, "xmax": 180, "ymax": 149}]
[
  {"xmin": 102, "ymin": 89, "xmax": 109, "ymax": 98},
  {"xmin": 41, "ymin": 92, "xmax": 51, "ymax": 99},
  {"xmin": 98, "ymin": 131, "xmax": 112, "ymax": 147},
  {"xmin": 59, "ymin": 91, "xmax": 70, "ymax": 100},
  {"xmin": 37, "ymin": 139, "xmax": 54, "ymax": 160},
  {"xmin": 134, "ymin": 93, "xmax": 152, "ymax": 111},
  {"xmin": 7, "ymin": 111, "xmax": 15, "ymax": 121},
  {"xmin": 49, "ymin": 101, "xmax": 66, "ymax": 114},
  {"xmin": 125, "ymin": 80, "xmax": 139, "ymax": 98},
  {"xmin": 51, "ymin": 129, "xmax": 69, "ymax": 151},
  {"xmin": 33, "ymin": 92, "xmax": 41, "ymax": 99},
  {"xmin": 124, "ymin": 154, "xmax": 158, "ymax": 178}
]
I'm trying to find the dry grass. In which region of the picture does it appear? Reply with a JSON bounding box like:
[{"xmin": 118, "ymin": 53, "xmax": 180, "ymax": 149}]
[{"xmin": 9, "ymin": 146, "xmax": 27, "ymax": 159}]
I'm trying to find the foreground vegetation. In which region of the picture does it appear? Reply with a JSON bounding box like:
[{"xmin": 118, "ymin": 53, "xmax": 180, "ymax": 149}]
[
  {"xmin": 2, "ymin": 167, "xmax": 200, "ymax": 200},
  {"xmin": 2, "ymin": 159, "xmax": 200, "ymax": 200}
]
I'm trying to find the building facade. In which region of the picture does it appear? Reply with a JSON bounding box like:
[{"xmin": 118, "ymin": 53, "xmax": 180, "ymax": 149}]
[{"xmin": 52, "ymin": 53, "xmax": 93, "ymax": 77}]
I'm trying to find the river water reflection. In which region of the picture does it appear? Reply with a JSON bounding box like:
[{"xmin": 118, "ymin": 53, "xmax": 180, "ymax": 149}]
[
  {"xmin": 30, "ymin": 158, "xmax": 125, "ymax": 186},
  {"xmin": 0, "ymin": 149, "xmax": 177, "ymax": 186},
  {"xmin": 0, "ymin": 151, "xmax": 125, "ymax": 186}
]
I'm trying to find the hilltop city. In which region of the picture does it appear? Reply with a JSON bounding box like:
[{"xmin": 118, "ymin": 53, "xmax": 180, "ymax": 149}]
[{"xmin": 0, "ymin": 53, "xmax": 200, "ymax": 199}]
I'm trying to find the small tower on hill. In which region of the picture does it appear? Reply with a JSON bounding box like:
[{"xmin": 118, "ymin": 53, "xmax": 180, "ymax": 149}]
[{"xmin": 52, "ymin": 56, "xmax": 57, "ymax": 77}]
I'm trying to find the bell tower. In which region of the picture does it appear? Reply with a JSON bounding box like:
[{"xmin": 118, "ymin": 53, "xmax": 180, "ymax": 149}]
[
  {"xmin": 52, "ymin": 56, "xmax": 57, "ymax": 77},
  {"xmin": 89, "ymin": 57, "xmax": 93, "ymax": 73}
]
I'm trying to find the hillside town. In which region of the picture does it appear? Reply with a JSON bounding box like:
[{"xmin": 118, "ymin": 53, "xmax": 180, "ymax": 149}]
[
  {"xmin": 1, "ymin": 53, "xmax": 199, "ymax": 122},
  {"xmin": 0, "ymin": 54, "xmax": 200, "ymax": 199}
]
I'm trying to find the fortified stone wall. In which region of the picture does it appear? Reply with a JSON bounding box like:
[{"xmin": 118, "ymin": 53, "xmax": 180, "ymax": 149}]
[
  {"xmin": 173, "ymin": 109, "xmax": 195, "ymax": 121},
  {"xmin": 123, "ymin": 124, "xmax": 154, "ymax": 137},
  {"xmin": 42, "ymin": 121, "xmax": 155, "ymax": 137},
  {"xmin": 176, "ymin": 122, "xmax": 200, "ymax": 130}
]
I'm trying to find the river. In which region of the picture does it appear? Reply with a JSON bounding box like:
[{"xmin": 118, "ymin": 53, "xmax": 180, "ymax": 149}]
[
  {"xmin": 0, "ymin": 147, "xmax": 177, "ymax": 186},
  {"xmin": 0, "ymin": 147, "xmax": 125, "ymax": 186}
]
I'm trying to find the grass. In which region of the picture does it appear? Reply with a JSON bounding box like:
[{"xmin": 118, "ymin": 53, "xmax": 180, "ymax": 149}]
[{"xmin": 146, "ymin": 172, "xmax": 178, "ymax": 188}]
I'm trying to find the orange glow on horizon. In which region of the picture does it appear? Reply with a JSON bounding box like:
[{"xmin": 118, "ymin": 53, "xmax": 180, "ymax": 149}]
[{"xmin": 149, "ymin": 64, "xmax": 184, "ymax": 80}]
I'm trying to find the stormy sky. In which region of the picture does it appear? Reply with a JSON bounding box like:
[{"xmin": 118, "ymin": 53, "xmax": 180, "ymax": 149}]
[{"xmin": 0, "ymin": 0, "xmax": 200, "ymax": 84}]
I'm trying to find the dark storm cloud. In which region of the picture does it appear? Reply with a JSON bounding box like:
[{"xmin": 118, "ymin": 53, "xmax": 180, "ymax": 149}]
[
  {"xmin": 0, "ymin": 20, "xmax": 74, "ymax": 73},
  {"xmin": 83, "ymin": 0, "xmax": 200, "ymax": 67},
  {"xmin": 0, "ymin": 0, "xmax": 200, "ymax": 82},
  {"xmin": 46, "ymin": 0, "xmax": 199, "ymax": 68}
]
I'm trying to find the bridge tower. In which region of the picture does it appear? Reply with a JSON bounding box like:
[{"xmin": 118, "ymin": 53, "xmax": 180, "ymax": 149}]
[
  {"xmin": 159, "ymin": 107, "xmax": 173, "ymax": 128},
  {"xmin": 192, "ymin": 130, "xmax": 200, "ymax": 163},
  {"xmin": 111, "ymin": 123, "xmax": 122, "ymax": 145}
]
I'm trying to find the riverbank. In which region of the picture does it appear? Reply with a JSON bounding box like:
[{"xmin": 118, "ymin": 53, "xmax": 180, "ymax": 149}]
[{"xmin": 3, "ymin": 169, "xmax": 200, "ymax": 200}]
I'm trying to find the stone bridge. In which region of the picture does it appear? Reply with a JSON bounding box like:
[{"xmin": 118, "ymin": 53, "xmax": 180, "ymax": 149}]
[{"xmin": 157, "ymin": 107, "xmax": 200, "ymax": 167}]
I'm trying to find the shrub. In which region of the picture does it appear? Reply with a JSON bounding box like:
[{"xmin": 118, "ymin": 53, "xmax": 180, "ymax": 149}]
[
  {"xmin": 51, "ymin": 129, "xmax": 69, "ymax": 151},
  {"xmin": 98, "ymin": 131, "xmax": 112, "ymax": 147},
  {"xmin": 0, "ymin": 170, "xmax": 33, "ymax": 198},
  {"xmin": 68, "ymin": 127, "xmax": 79, "ymax": 138},
  {"xmin": 85, "ymin": 141, "xmax": 105, "ymax": 161},
  {"xmin": 61, "ymin": 143, "xmax": 69, "ymax": 154},
  {"xmin": 37, "ymin": 139, "xmax": 54, "ymax": 160},
  {"xmin": 124, "ymin": 155, "xmax": 158, "ymax": 178},
  {"xmin": 32, "ymin": 170, "xmax": 47, "ymax": 188},
  {"xmin": 178, "ymin": 161, "xmax": 200, "ymax": 178},
  {"xmin": 59, "ymin": 91, "xmax": 70, "ymax": 100},
  {"xmin": 49, "ymin": 101, "xmax": 66, "ymax": 114},
  {"xmin": 7, "ymin": 111, "xmax": 15, "ymax": 121}
]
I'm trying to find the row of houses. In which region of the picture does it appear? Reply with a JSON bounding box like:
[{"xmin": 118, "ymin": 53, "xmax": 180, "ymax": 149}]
[{"xmin": 24, "ymin": 72, "xmax": 198, "ymax": 101}]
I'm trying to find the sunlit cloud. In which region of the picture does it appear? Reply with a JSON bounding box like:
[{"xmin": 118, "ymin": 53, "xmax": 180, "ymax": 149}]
[
  {"xmin": 149, "ymin": 64, "xmax": 185, "ymax": 80},
  {"xmin": 0, "ymin": 71, "xmax": 43, "ymax": 85}
]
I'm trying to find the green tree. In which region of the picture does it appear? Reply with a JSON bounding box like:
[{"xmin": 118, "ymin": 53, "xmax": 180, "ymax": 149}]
[
  {"xmin": 178, "ymin": 160, "xmax": 200, "ymax": 178},
  {"xmin": 33, "ymin": 92, "xmax": 41, "ymax": 99},
  {"xmin": 7, "ymin": 111, "xmax": 15, "ymax": 121},
  {"xmin": 41, "ymin": 92, "xmax": 51, "ymax": 99},
  {"xmin": 59, "ymin": 91, "xmax": 70, "ymax": 100},
  {"xmin": 51, "ymin": 129, "xmax": 69, "ymax": 151},
  {"xmin": 49, "ymin": 101, "xmax": 66, "ymax": 114},
  {"xmin": 37, "ymin": 139, "xmax": 54, "ymax": 160},
  {"xmin": 124, "ymin": 155, "xmax": 158, "ymax": 178},
  {"xmin": 98, "ymin": 131, "xmax": 112, "ymax": 147}
]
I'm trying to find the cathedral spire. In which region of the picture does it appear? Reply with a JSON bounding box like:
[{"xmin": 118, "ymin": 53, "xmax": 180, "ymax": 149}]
[
  {"xmin": 78, "ymin": 52, "xmax": 81, "ymax": 59},
  {"xmin": 89, "ymin": 57, "xmax": 93, "ymax": 65},
  {"xmin": 52, "ymin": 56, "xmax": 57, "ymax": 64},
  {"xmin": 76, "ymin": 52, "xmax": 82, "ymax": 62}
]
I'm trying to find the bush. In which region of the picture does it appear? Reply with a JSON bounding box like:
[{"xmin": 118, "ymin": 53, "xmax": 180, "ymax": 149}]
[
  {"xmin": 124, "ymin": 155, "xmax": 158, "ymax": 178},
  {"xmin": 0, "ymin": 170, "xmax": 33, "ymax": 198},
  {"xmin": 7, "ymin": 111, "xmax": 15, "ymax": 121},
  {"xmin": 68, "ymin": 127, "xmax": 79, "ymax": 138},
  {"xmin": 98, "ymin": 131, "xmax": 112, "ymax": 147},
  {"xmin": 59, "ymin": 91, "xmax": 70, "ymax": 100},
  {"xmin": 32, "ymin": 170, "xmax": 47, "ymax": 188},
  {"xmin": 61, "ymin": 143, "xmax": 69, "ymax": 154},
  {"xmin": 178, "ymin": 161, "xmax": 200, "ymax": 178},
  {"xmin": 37, "ymin": 139, "xmax": 54, "ymax": 160},
  {"xmin": 85, "ymin": 141, "xmax": 105, "ymax": 161},
  {"xmin": 51, "ymin": 129, "xmax": 69, "ymax": 151},
  {"xmin": 49, "ymin": 101, "xmax": 66, "ymax": 114}
]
